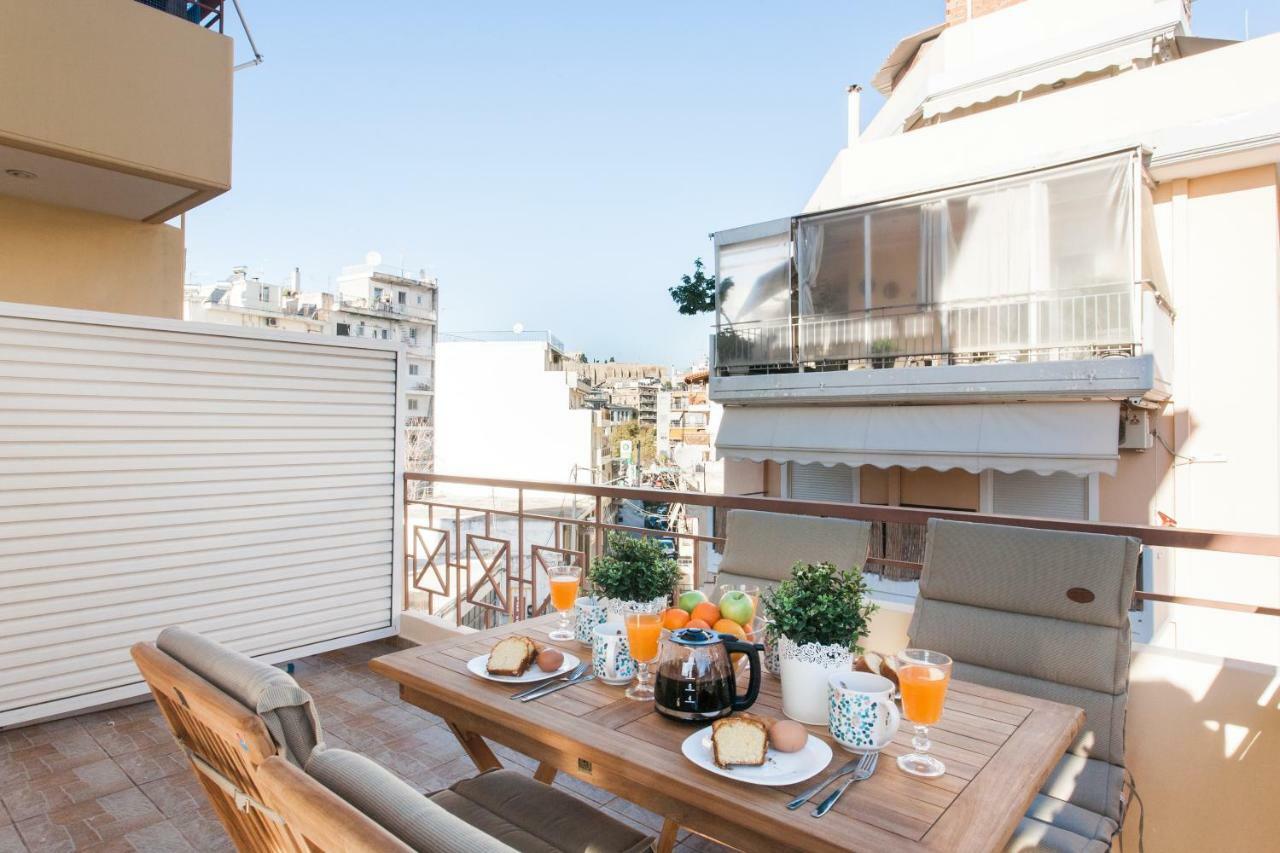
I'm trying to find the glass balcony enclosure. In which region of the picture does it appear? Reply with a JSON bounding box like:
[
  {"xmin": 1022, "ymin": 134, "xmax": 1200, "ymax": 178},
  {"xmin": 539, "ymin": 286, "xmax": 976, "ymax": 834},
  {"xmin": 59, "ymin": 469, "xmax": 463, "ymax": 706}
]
[{"xmin": 714, "ymin": 150, "xmax": 1171, "ymax": 373}]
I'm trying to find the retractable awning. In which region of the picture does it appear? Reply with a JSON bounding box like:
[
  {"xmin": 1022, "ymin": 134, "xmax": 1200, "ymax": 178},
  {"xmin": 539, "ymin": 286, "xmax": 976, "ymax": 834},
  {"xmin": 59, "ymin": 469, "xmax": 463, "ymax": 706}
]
[{"xmin": 715, "ymin": 402, "xmax": 1119, "ymax": 477}]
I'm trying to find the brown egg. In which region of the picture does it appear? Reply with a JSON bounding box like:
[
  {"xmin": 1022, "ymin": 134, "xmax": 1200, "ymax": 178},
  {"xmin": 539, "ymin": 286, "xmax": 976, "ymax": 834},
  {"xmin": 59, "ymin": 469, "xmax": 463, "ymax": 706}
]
[
  {"xmin": 535, "ymin": 648, "xmax": 564, "ymax": 672},
  {"xmin": 768, "ymin": 719, "xmax": 807, "ymax": 753}
]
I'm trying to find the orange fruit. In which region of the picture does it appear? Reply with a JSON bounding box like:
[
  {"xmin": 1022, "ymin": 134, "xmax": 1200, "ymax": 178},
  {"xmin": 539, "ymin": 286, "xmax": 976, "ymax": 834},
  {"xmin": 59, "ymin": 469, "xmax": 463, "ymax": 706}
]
[
  {"xmin": 686, "ymin": 618, "xmax": 712, "ymax": 630},
  {"xmin": 713, "ymin": 619, "xmax": 747, "ymax": 640},
  {"xmin": 661, "ymin": 608, "xmax": 690, "ymax": 630},
  {"xmin": 690, "ymin": 602, "xmax": 721, "ymax": 626}
]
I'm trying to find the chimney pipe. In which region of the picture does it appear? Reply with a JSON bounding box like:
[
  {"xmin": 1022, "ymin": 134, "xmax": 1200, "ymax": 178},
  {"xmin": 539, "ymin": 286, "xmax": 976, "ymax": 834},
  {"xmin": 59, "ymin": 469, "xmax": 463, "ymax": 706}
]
[{"xmin": 847, "ymin": 84, "xmax": 863, "ymax": 146}]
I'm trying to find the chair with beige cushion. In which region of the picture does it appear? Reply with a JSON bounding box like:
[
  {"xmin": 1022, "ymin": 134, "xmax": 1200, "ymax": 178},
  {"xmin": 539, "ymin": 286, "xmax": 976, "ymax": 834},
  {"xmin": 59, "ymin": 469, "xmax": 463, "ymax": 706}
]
[
  {"xmin": 270, "ymin": 746, "xmax": 653, "ymax": 853},
  {"xmin": 716, "ymin": 508, "xmax": 872, "ymax": 591},
  {"xmin": 135, "ymin": 628, "xmax": 653, "ymax": 853},
  {"xmin": 908, "ymin": 519, "xmax": 1141, "ymax": 853}
]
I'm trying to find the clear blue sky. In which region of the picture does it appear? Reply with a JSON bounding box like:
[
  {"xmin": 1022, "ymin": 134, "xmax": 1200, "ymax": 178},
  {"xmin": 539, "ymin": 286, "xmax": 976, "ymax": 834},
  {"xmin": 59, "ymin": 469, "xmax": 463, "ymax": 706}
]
[{"xmin": 186, "ymin": 1, "xmax": 1277, "ymax": 368}]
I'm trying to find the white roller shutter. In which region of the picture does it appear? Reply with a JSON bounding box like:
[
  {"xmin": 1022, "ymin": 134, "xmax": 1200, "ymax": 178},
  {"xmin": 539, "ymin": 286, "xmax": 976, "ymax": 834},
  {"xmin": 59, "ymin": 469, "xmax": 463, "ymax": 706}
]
[
  {"xmin": 992, "ymin": 471, "xmax": 1088, "ymax": 520},
  {"xmin": 0, "ymin": 304, "xmax": 403, "ymax": 727},
  {"xmin": 790, "ymin": 463, "xmax": 855, "ymax": 503}
]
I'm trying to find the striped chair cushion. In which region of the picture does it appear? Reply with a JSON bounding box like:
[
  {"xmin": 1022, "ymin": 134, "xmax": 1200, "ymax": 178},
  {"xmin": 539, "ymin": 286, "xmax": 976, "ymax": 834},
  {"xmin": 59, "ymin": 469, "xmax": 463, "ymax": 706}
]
[{"xmin": 157, "ymin": 626, "xmax": 322, "ymax": 766}]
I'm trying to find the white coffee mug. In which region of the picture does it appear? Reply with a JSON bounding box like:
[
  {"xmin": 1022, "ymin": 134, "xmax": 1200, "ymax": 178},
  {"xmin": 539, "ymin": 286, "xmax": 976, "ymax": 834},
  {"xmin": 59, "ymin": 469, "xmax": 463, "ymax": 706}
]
[
  {"xmin": 828, "ymin": 671, "xmax": 901, "ymax": 753},
  {"xmin": 592, "ymin": 623, "xmax": 635, "ymax": 686}
]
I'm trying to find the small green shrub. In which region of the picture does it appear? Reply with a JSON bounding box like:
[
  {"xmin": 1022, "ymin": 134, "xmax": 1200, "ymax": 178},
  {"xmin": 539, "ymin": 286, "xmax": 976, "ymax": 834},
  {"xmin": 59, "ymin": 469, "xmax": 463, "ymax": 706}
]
[
  {"xmin": 762, "ymin": 561, "xmax": 878, "ymax": 651},
  {"xmin": 588, "ymin": 532, "xmax": 681, "ymax": 603}
]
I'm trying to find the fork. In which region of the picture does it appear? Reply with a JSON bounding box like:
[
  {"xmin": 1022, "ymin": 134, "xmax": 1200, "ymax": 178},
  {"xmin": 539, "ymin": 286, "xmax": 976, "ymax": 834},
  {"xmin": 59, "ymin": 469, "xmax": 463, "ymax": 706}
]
[
  {"xmin": 786, "ymin": 752, "xmax": 873, "ymax": 810},
  {"xmin": 509, "ymin": 662, "xmax": 587, "ymax": 700},
  {"xmin": 812, "ymin": 752, "xmax": 879, "ymax": 817}
]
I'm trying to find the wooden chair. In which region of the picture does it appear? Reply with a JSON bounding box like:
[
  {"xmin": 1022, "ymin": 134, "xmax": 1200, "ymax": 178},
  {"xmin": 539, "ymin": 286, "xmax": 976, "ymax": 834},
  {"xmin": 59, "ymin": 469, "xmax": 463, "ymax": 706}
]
[{"xmin": 131, "ymin": 641, "xmax": 309, "ymax": 852}]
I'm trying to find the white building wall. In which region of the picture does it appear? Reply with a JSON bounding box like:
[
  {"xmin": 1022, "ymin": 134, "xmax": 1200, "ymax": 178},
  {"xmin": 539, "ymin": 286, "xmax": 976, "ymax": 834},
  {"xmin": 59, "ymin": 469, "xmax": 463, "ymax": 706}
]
[{"xmin": 434, "ymin": 340, "xmax": 596, "ymax": 491}]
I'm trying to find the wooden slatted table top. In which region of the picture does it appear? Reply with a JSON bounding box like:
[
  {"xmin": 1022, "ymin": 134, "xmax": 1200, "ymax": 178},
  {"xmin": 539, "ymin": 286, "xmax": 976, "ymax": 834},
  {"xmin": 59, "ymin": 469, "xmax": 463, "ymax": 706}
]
[{"xmin": 372, "ymin": 615, "xmax": 1083, "ymax": 853}]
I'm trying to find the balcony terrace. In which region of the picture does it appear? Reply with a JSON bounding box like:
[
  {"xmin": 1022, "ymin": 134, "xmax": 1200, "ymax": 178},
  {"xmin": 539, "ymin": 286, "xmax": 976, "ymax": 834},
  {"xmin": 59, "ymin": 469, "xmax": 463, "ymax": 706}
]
[
  {"xmin": 711, "ymin": 150, "xmax": 1173, "ymax": 407},
  {"xmin": 1, "ymin": 299, "xmax": 1275, "ymax": 852}
]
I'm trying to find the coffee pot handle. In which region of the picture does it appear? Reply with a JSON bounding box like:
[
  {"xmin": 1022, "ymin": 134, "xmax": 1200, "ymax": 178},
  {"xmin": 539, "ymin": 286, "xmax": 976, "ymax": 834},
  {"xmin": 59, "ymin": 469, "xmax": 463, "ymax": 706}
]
[{"xmin": 720, "ymin": 635, "xmax": 764, "ymax": 712}]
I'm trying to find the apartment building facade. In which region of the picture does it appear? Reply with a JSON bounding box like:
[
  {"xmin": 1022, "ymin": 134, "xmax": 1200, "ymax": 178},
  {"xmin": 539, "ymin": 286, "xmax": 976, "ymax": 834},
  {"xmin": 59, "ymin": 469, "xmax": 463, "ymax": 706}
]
[
  {"xmin": 186, "ymin": 261, "xmax": 439, "ymax": 473},
  {"xmin": 433, "ymin": 332, "xmax": 610, "ymax": 491},
  {"xmin": 708, "ymin": 0, "xmax": 1280, "ymax": 660}
]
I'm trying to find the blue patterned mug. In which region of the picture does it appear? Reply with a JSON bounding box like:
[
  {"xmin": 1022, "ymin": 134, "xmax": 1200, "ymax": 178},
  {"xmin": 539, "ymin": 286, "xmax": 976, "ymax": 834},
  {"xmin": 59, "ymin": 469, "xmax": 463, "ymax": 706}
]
[
  {"xmin": 592, "ymin": 623, "xmax": 635, "ymax": 685},
  {"xmin": 575, "ymin": 596, "xmax": 607, "ymax": 646},
  {"xmin": 828, "ymin": 671, "xmax": 901, "ymax": 753}
]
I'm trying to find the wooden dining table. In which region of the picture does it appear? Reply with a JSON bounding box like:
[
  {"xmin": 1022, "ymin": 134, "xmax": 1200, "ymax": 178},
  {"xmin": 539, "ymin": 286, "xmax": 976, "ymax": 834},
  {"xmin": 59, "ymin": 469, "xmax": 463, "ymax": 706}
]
[{"xmin": 371, "ymin": 615, "xmax": 1083, "ymax": 853}]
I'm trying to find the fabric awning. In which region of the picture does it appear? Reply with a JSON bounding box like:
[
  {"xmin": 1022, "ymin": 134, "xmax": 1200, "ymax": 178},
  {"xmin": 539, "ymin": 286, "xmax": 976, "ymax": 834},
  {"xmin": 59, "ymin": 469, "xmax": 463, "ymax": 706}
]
[{"xmin": 715, "ymin": 402, "xmax": 1119, "ymax": 476}]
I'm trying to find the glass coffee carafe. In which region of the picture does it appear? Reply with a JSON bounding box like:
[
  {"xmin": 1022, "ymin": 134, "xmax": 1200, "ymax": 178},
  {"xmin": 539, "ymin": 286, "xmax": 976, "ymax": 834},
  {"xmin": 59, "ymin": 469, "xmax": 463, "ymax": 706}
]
[{"xmin": 653, "ymin": 627, "xmax": 762, "ymax": 722}]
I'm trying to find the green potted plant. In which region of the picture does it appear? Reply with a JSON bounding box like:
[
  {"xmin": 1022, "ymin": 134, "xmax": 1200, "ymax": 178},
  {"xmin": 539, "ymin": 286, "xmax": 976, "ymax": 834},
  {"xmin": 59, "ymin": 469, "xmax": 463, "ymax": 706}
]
[
  {"xmin": 870, "ymin": 338, "xmax": 896, "ymax": 369},
  {"xmin": 762, "ymin": 561, "xmax": 878, "ymax": 725},
  {"xmin": 588, "ymin": 531, "xmax": 682, "ymax": 619}
]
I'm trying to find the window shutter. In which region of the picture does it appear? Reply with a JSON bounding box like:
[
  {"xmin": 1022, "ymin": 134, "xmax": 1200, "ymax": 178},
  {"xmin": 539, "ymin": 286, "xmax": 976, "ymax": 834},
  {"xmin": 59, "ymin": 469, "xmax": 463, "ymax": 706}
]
[
  {"xmin": 789, "ymin": 463, "xmax": 854, "ymax": 503},
  {"xmin": 992, "ymin": 471, "xmax": 1088, "ymax": 519}
]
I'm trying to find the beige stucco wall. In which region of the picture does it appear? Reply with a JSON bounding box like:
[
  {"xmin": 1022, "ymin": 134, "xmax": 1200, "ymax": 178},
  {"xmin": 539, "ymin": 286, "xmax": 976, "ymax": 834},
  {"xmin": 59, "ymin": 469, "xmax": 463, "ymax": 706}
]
[
  {"xmin": 0, "ymin": 0, "xmax": 232, "ymax": 190},
  {"xmin": 0, "ymin": 196, "xmax": 184, "ymax": 318},
  {"xmin": 863, "ymin": 605, "xmax": 1279, "ymax": 853}
]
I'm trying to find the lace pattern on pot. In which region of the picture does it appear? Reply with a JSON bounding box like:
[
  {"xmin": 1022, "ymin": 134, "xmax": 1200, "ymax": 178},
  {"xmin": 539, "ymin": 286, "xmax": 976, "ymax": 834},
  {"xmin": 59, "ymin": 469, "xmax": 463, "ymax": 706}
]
[
  {"xmin": 599, "ymin": 595, "xmax": 669, "ymax": 618},
  {"xmin": 778, "ymin": 636, "xmax": 853, "ymax": 668}
]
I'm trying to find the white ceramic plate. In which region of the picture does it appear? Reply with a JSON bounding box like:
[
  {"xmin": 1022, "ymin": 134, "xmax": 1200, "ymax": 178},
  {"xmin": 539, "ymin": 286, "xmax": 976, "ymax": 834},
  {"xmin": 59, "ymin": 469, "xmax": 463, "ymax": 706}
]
[
  {"xmin": 681, "ymin": 724, "xmax": 834, "ymax": 787},
  {"xmin": 465, "ymin": 651, "xmax": 580, "ymax": 684}
]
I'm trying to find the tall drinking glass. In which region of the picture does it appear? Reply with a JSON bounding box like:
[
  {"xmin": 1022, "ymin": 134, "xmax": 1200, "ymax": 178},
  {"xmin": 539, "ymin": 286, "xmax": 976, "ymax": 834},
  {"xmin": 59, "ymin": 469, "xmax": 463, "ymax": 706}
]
[
  {"xmin": 546, "ymin": 564, "xmax": 581, "ymax": 642},
  {"xmin": 624, "ymin": 612, "xmax": 661, "ymax": 701},
  {"xmin": 895, "ymin": 649, "xmax": 952, "ymax": 778}
]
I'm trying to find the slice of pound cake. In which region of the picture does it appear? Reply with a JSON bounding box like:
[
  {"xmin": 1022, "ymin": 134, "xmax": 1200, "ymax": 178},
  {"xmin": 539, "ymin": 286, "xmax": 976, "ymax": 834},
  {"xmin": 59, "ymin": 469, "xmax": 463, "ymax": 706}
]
[
  {"xmin": 710, "ymin": 713, "xmax": 769, "ymax": 768},
  {"xmin": 486, "ymin": 635, "xmax": 538, "ymax": 676}
]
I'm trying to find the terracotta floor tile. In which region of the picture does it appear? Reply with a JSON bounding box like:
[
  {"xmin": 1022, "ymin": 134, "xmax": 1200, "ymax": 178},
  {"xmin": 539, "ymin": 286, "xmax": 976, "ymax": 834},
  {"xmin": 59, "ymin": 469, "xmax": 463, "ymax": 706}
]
[
  {"xmin": 1, "ymin": 726, "xmax": 108, "ymax": 786},
  {"xmin": 13, "ymin": 787, "xmax": 164, "ymax": 852},
  {"xmin": 137, "ymin": 772, "xmax": 210, "ymax": 820},
  {"xmin": 315, "ymin": 687, "xmax": 384, "ymax": 723},
  {"xmin": 0, "ymin": 822, "xmax": 27, "ymax": 852},
  {"xmin": 86, "ymin": 819, "xmax": 197, "ymax": 853},
  {"xmin": 113, "ymin": 744, "xmax": 186, "ymax": 787},
  {"xmin": 79, "ymin": 707, "xmax": 174, "ymax": 758},
  {"xmin": 1, "ymin": 718, "xmax": 86, "ymax": 755},
  {"xmin": 3, "ymin": 758, "xmax": 134, "ymax": 822},
  {"xmin": 170, "ymin": 812, "xmax": 235, "ymax": 853}
]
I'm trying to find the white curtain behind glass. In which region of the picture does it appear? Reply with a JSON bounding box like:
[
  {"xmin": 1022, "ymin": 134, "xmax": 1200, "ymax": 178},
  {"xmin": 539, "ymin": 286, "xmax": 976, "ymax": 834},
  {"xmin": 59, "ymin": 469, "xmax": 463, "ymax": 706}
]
[{"xmin": 797, "ymin": 220, "xmax": 824, "ymax": 317}]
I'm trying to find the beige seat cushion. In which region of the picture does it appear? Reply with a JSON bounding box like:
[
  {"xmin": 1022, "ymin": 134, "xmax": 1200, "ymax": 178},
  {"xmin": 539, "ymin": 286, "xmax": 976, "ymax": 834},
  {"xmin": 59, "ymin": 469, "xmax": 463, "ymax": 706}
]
[
  {"xmin": 432, "ymin": 769, "xmax": 652, "ymax": 853},
  {"xmin": 1040, "ymin": 754, "xmax": 1126, "ymax": 823},
  {"xmin": 718, "ymin": 509, "xmax": 871, "ymax": 584},
  {"xmin": 157, "ymin": 626, "xmax": 322, "ymax": 766},
  {"xmin": 306, "ymin": 748, "xmax": 516, "ymax": 853},
  {"xmin": 1006, "ymin": 816, "xmax": 1109, "ymax": 852},
  {"xmin": 1025, "ymin": 794, "xmax": 1118, "ymax": 843}
]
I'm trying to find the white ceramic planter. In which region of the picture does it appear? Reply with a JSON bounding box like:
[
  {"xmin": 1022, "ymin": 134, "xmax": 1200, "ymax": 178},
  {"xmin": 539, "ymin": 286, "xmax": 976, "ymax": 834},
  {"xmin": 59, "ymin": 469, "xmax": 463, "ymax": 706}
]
[
  {"xmin": 778, "ymin": 636, "xmax": 853, "ymax": 725},
  {"xmin": 598, "ymin": 594, "xmax": 669, "ymax": 622}
]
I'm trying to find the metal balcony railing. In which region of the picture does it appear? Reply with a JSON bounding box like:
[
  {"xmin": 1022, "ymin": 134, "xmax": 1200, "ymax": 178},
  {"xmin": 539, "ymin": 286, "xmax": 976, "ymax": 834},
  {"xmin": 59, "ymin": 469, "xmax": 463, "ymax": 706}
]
[
  {"xmin": 134, "ymin": 0, "xmax": 224, "ymax": 31},
  {"xmin": 404, "ymin": 473, "xmax": 1280, "ymax": 630},
  {"xmin": 717, "ymin": 282, "xmax": 1143, "ymax": 371}
]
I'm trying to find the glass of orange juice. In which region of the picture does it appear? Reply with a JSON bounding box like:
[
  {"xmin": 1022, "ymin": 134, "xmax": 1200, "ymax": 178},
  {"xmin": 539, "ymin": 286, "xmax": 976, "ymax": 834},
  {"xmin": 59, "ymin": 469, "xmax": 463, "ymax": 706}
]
[
  {"xmin": 624, "ymin": 612, "xmax": 662, "ymax": 701},
  {"xmin": 895, "ymin": 648, "xmax": 953, "ymax": 778},
  {"xmin": 546, "ymin": 564, "xmax": 581, "ymax": 641}
]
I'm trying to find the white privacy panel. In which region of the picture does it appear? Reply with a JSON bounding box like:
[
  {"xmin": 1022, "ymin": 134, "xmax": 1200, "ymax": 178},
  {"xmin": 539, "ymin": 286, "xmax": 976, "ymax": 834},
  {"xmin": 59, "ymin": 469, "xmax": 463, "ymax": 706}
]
[{"xmin": 0, "ymin": 303, "xmax": 403, "ymax": 727}]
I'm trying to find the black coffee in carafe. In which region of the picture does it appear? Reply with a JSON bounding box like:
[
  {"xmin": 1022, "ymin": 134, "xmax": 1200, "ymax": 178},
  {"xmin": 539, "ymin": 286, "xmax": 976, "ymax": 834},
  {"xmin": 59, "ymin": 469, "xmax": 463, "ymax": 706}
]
[
  {"xmin": 651, "ymin": 627, "xmax": 762, "ymax": 723},
  {"xmin": 653, "ymin": 666, "xmax": 734, "ymax": 722}
]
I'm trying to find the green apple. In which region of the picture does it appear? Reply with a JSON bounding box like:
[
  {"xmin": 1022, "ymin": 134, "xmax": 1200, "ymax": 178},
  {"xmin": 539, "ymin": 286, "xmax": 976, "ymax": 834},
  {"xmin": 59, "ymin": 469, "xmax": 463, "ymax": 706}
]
[
  {"xmin": 717, "ymin": 590, "xmax": 754, "ymax": 625},
  {"xmin": 677, "ymin": 590, "xmax": 707, "ymax": 614}
]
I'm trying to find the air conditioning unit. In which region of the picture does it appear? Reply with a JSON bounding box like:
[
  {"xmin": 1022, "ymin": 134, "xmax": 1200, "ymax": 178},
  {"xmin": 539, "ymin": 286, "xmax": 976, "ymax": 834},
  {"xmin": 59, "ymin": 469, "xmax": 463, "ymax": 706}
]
[{"xmin": 1119, "ymin": 410, "xmax": 1153, "ymax": 450}]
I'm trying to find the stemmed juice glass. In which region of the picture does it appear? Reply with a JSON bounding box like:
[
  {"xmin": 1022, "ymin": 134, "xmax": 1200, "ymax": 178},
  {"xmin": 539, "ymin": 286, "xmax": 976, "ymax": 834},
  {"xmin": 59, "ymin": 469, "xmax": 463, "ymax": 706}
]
[
  {"xmin": 546, "ymin": 564, "xmax": 581, "ymax": 642},
  {"xmin": 895, "ymin": 648, "xmax": 952, "ymax": 778},
  {"xmin": 624, "ymin": 612, "xmax": 662, "ymax": 701}
]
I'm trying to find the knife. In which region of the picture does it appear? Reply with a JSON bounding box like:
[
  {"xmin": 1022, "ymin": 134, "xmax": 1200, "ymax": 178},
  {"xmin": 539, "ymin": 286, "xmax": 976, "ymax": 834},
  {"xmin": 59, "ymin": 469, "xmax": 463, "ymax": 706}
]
[
  {"xmin": 519, "ymin": 672, "xmax": 595, "ymax": 702},
  {"xmin": 510, "ymin": 662, "xmax": 588, "ymax": 701}
]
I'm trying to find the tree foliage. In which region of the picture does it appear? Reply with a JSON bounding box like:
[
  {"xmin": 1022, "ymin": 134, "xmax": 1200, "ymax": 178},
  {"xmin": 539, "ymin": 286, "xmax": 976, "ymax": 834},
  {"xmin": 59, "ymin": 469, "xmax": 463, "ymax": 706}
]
[
  {"xmin": 669, "ymin": 258, "xmax": 726, "ymax": 316},
  {"xmin": 609, "ymin": 420, "xmax": 657, "ymax": 465}
]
